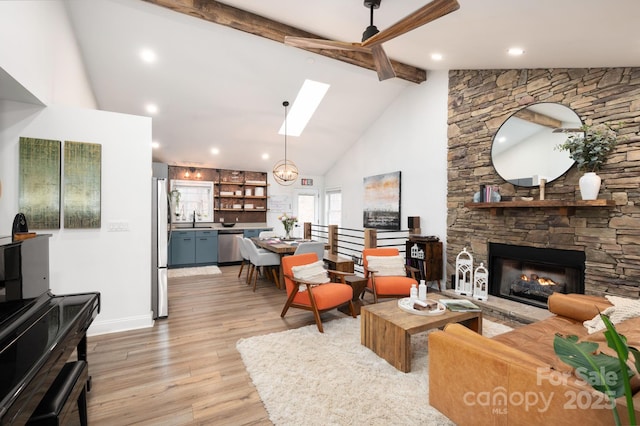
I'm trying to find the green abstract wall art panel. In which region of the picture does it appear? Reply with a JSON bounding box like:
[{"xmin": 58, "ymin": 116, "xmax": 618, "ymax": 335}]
[
  {"xmin": 19, "ymin": 137, "xmax": 61, "ymax": 229},
  {"xmin": 64, "ymin": 141, "xmax": 102, "ymax": 229}
]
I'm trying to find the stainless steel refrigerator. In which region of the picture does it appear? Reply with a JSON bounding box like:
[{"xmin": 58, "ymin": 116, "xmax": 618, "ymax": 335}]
[{"xmin": 151, "ymin": 177, "xmax": 169, "ymax": 319}]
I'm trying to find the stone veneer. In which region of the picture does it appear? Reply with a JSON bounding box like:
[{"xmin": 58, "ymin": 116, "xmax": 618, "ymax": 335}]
[{"xmin": 446, "ymin": 68, "xmax": 640, "ymax": 298}]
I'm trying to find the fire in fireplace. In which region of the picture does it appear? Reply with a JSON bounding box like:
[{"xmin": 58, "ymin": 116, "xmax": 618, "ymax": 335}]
[
  {"xmin": 488, "ymin": 243, "xmax": 585, "ymax": 308},
  {"xmin": 510, "ymin": 273, "xmax": 566, "ymax": 302}
]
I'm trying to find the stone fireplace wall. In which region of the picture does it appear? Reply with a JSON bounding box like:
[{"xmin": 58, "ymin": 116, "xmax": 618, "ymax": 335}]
[{"xmin": 447, "ymin": 68, "xmax": 640, "ymax": 298}]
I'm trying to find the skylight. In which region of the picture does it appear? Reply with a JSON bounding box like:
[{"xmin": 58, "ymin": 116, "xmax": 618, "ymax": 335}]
[{"xmin": 279, "ymin": 79, "xmax": 330, "ymax": 137}]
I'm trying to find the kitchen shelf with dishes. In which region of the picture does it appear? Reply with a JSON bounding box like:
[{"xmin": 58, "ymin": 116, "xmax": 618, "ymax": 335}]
[
  {"xmin": 168, "ymin": 166, "xmax": 268, "ymax": 223},
  {"xmin": 464, "ymin": 199, "xmax": 616, "ymax": 216},
  {"xmin": 215, "ymin": 170, "xmax": 268, "ymax": 221}
]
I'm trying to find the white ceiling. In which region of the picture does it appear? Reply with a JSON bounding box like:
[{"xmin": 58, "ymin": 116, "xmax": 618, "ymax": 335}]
[{"xmin": 63, "ymin": 0, "xmax": 640, "ymax": 175}]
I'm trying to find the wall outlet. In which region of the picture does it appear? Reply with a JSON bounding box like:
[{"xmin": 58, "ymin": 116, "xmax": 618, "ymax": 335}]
[{"xmin": 108, "ymin": 221, "xmax": 129, "ymax": 232}]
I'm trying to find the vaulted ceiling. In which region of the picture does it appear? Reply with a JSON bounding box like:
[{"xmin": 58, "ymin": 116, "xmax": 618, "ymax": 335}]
[{"xmin": 63, "ymin": 0, "xmax": 640, "ymax": 175}]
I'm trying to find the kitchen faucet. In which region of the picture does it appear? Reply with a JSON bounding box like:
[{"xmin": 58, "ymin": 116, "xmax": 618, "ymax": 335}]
[{"xmin": 192, "ymin": 210, "xmax": 196, "ymax": 228}]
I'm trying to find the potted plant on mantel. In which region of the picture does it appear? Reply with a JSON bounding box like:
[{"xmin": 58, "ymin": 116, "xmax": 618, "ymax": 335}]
[{"xmin": 556, "ymin": 123, "xmax": 619, "ymax": 200}]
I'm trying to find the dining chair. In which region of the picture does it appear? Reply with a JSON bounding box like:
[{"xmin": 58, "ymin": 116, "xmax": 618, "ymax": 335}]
[
  {"xmin": 258, "ymin": 231, "xmax": 277, "ymax": 239},
  {"xmin": 281, "ymin": 253, "xmax": 355, "ymax": 333},
  {"xmin": 293, "ymin": 241, "xmax": 326, "ymax": 262},
  {"xmin": 239, "ymin": 237, "xmax": 271, "ymax": 284},
  {"xmin": 236, "ymin": 235, "xmax": 251, "ymax": 282},
  {"xmin": 362, "ymin": 248, "xmax": 418, "ymax": 304},
  {"xmin": 244, "ymin": 237, "xmax": 281, "ymax": 291}
]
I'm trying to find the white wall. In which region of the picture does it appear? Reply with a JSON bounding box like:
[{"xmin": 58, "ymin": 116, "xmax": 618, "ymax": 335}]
[
  {"xmin": 0, "ymin": 0, "xmax": 151, "ymax": 335},
  {"xmin": 323, "ymin": 70, "xmax": 449, "ymax": 277},
  {"xmin": 0, "ymin": 102, "xmax": 153, "ymax": 335},
  {"xmin": 0, "ymin": 0, "xmax": 96, "ymax": 108},
  {"xmin": 266, "ymin": 173, "xmax": 325, "ymax": 237}
]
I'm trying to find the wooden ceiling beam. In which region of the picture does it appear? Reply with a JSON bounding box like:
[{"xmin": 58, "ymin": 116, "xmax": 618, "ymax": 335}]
[
  {"xmin": 514, "ymin": 109, "xmax": 562, "ymax": 129},
  {"xmin": 140, "ymin": 0, "xmax": 427, "ymax": 84}
]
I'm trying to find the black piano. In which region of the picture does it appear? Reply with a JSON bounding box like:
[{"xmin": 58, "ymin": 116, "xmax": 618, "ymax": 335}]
[{"xmin": 0, "ymin": 235, "xmax": 100, "ymax": 425}]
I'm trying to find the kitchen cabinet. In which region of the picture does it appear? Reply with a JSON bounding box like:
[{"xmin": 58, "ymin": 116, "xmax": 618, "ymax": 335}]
[
  {"xmin": 195, "ymin": 230, "xmax": 218, "ymax": 264},
  {"xmin": 170, "ymin": 231, "xmax": 196, "ymax": 266},
  {"xmin": 170, "ymin": 230, "xmax": 218, "ymax": 266},
  {"xmin": 243, "ymin": 229, "xmax": 270, "ymax": 239}
]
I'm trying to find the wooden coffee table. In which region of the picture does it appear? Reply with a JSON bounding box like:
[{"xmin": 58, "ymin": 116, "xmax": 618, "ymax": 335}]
[{"xmin": 360, "ymin": 296, "xmax": 482, "ymax": 372}]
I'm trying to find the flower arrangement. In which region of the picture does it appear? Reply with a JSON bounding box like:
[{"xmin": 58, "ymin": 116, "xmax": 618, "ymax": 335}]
[
  {"xmin": 278, "ymin": 213, "xmax": 297, "ymax": 238},
  {"xmin": 556, "ymin": 123, "xmax": 619, "ymax": 172}
]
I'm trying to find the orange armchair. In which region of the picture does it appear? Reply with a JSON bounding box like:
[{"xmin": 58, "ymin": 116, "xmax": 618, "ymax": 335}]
[
  {"xmin": 281, "ymin": 253, "xmax": 356, "ymax": 333},
  {"xmin": 362, "ymin": 248, "xmax": 418, "ymax": 303}
]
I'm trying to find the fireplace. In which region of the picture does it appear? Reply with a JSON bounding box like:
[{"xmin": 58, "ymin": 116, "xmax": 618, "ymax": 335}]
[{"xmin": 488, "ymin": 243, "xmax": 585, "ymax": 308}]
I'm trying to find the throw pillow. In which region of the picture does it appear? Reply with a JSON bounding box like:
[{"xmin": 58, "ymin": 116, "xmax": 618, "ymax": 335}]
[
  {"xmin": 366, "ymin": 255, "xmax": 406, "ymax": 277},
  {"xmin": 583, "ymin": 295, "xmax": 640, "ymax": 334},
  {"xmin": 291, "ymin": 260, "xmax": 330, "ymax": 292}
]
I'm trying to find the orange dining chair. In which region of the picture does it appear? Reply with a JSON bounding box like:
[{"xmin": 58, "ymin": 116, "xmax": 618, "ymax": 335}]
[
  {"xmin": 362, "ymin": 248, "xmax": 418, "ymax": 303},
  {"xmin": 281, "ymin": 253, "xmax": 356, "ymax": 333}
]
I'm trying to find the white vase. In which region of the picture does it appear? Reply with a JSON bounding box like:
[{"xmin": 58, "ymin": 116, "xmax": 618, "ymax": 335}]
[{"xmin": 579, "ymin": 172, "xmax": 601, "ymax": 200}]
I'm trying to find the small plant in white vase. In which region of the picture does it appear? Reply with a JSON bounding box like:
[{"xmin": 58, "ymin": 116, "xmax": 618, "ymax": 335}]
[
  {"xmin": 170, "ymin": 189, "xmax": 181, "ymax": 218},
  {"xmin": 556, "ymin": 123, "xmax": 619, "ymax": 200}
]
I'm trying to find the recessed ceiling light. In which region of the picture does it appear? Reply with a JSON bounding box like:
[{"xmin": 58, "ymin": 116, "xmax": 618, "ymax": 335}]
[
  {"xmin": 508, "ymin": 47, "xmax": 525, "ymax": 56},
  {"xmin": 279, "ymin": 79, "xmax": 330, "ymax": 137},
  {"xmin": 211, "ymin": 148, "xmax": 220, "ymax": 155},
  {"xmin": 262, "ymin": 153, "xmax": 269, "ymax": 160},
  {"xmin": 498, "ymin": 137, "xmax": 507, "ymax": 143},
  {"xmin": 431, "ymin": 53, "xmax": 443, "ymax": 61},
  {"xmin": 140, "ymin": 49, "xmax": 157, "ymax": 63},
  {"xmin": 145, "ymin": 103, "xmax": 158, "ymax": 114},
  {"xmin": 151, "ymin": 141, "xmax": 160, "ymax": 149}
]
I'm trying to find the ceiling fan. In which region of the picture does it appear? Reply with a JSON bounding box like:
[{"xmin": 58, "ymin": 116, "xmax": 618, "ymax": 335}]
[{"xmin": 284, "ymin": 0, "xmax": 460, "ymax": 81}]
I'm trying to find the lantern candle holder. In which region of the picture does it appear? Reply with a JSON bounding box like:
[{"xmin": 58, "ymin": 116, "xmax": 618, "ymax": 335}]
[
  {"xmin": 473, "ymin": 262, "xmax": 488, "ymax": 301},
  {"xmin": 455, "ymin": 247, "xmax": 473, "ymax": 296}
]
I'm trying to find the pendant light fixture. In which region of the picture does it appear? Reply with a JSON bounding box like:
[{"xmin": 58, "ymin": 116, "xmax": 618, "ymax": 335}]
[{"xmin": 272, "ymin": 101, "xmax": 299, "ymax": 186}]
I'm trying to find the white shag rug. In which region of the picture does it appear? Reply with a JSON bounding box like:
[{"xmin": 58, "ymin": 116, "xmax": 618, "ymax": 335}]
[
  {"xmin": 168, "ymin": 265, "xmax": 222, "ymax": 278},
  {"xmin": 237, "ymin": 315, "xmax": 512, "ymax": 426}
]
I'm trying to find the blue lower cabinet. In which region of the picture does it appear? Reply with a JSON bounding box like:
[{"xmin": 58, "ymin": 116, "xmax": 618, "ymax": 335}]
[
  {"xmin": 243, "ymin": 229, "xmax": 260, "ymax": 239},
  {"xmin": 195, "ymin": 230, "xmax": 218, "ymax": 264},
  {"xmin": 170, "ymin": 230, "xmax": 218, "ymax": 266},
  {"xmin": 244, "ymin": 229, "xmax": 272, "ymax": 239},
  {"xmin": 170, "ymin": 231, "xmax": 195, "ymax": 266}
]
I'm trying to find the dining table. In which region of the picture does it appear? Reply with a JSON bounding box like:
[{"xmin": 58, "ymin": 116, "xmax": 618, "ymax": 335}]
[{"xmin": 250, "ymin": 237, "xmax": 329, "ymax": 286}]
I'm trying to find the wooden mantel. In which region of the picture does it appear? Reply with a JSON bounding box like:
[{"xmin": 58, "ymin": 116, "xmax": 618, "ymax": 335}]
[
  {"xmin": 140, "ymin": 0, "xmax": 427, "ymax": 84},
  {"xmin": 464, "ymin": 199, "xmax": 616, "ymax": 216}
]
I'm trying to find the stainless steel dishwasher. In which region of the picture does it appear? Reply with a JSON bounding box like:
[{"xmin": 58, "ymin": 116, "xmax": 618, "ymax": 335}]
[{"xmin": 218, "ymin": 229, "xmax": 244, "ymax": 263}]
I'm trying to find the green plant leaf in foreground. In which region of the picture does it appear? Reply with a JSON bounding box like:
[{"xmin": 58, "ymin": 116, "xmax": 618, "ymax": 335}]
[
  {"xmin": 602, "ymin": 314, "xmax": 637, "ymax": 426},
  {"xmin": 553, "ymin": 334, "xmax": 626, "ymax": 397},
  {"xmin": 631, "ymin": 346, "xmax": 640, "ymax": 375},
  {"xmin": 603, "ymin": 315, "xmax": 630, "ymax": 363}
]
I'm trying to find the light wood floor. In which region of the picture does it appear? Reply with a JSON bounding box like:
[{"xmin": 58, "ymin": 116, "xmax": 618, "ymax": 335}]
[
  {"xmin": 86, "ymin": 264, "xmax": 346, "ymax": 425},
  {"xmin": 85, "ymin": 265, "xmax": 519, "ymax": 425}
]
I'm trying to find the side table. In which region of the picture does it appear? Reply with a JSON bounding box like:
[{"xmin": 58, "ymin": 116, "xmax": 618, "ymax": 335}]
[{"xmin": 338, "ymin": 275, "xmax": 367, "ymax": 315}]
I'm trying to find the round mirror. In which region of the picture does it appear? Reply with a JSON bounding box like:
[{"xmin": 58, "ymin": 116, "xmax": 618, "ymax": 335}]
[{"xmin": 491, "ymin": 102, "xmax": 581, "ymax": 187}]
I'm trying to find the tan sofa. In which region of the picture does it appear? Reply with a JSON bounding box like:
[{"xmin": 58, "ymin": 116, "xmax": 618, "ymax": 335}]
[{"xmin": 429, "ymin": 293, "xmax": 640, "ymax": 426}]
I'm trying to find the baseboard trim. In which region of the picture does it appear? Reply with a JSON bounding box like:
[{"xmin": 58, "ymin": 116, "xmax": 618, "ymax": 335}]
[{"xmin": 88, "ymin": 313, "xmax": 154, "ymax": 336}]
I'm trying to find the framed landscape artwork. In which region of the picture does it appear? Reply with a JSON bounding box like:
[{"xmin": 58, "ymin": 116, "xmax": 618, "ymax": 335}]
[{"xmin": 363, "ymin": 171, "xmax": 401, "ymax": 230}]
